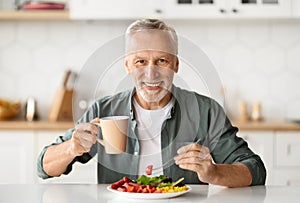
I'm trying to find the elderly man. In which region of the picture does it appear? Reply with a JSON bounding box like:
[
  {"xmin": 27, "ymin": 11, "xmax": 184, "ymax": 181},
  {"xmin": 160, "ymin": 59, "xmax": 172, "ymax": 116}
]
[{"xmin": 38, "ymin": 19, "xmax": 266, "ymax": 187}]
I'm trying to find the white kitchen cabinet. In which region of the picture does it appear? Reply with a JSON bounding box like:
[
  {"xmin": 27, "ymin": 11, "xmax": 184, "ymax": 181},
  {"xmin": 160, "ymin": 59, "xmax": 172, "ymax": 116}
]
[
  {"xmin": 273, "ymin": 132, "xmax": 300, "ymax": 186},
  {"xmin": 70, "ymin": 0, "xmax": 164, "ymax": 20},
  {"xmin": 238, "ymin": 131, "xmax": 300, "ymax": 186},
  {"xmin": 70, "ymin": 0, "xmax": 292, "ymax": 20},
  {"xmin": 165, "ymin": 0, "xmax": 226, "ymax": 19},
  {"xmin": 35, "ymin": 131, "xmax": 97, "ymax": 184},
  {"xmin": 273, "ymin": 169, "xmax": 300, "ymax": 186},
  {"xmin": 0, "ymin": 131, "xmax": 35, "ymax": 184},
  {"xmin": 0, "ymin": 130, "xmax": 97, "ymax": 184},
  {"xmin": 166, "ymin": 0, "xmax": 291, "ymax": 19},
  {"xmin": 228, "ymin": 0, "xmax": 291, "ymax": 18},
  {"xmin": 292, "ymin": 0, "xmax": 300, "ymax": 17},
  {"xmin": 237, "ymin": 131, "xmax": 274, "ymax": 185},
  {"xmin": 275, "ymin": 132, "xmax": 300, "ymax": 167}
]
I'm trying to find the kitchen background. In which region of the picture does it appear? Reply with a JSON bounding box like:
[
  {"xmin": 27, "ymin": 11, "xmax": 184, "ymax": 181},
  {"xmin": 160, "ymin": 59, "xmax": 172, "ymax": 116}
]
[
  {"xmin": 1, "ymin": 19, "xmax": 300, "ymax": 121},
  {"xmin": 1, "ymin": 0, "xmax": 300, "ymax": 185}
]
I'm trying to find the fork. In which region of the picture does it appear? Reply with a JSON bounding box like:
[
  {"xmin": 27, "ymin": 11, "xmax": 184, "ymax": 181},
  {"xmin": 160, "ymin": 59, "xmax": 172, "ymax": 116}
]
[{"xmin": 150, "ymin": 138, "xmax": 202, "ymax": 173}]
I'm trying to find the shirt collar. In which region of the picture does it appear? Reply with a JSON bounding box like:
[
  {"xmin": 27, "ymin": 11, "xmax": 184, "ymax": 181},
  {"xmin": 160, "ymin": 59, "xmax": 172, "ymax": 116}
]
[{"xmin": 128, "ymin": 85, "xmax": 178, "ymax": 120}]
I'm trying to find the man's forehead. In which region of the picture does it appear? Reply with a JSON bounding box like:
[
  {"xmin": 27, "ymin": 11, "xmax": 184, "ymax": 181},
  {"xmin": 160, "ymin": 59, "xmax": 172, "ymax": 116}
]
[
  {"xmin": 125, "ymin": 30, "xmax": 177, "ymax": 55},
  {"xmin": 128, "ymin": 50, "xmax": 176, "ymax": 58}
]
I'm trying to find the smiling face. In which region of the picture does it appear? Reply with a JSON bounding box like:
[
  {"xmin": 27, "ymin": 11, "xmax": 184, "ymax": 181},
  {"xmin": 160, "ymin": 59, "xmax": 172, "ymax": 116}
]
[{"xmin": 125, "ymin": 31, "xmax": 179, "ymax": 109}]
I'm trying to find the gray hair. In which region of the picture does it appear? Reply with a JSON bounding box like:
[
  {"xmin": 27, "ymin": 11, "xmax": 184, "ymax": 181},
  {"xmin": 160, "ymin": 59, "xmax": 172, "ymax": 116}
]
[{"xmin": 125, "ymin": 19, "xmax": 178, "ymax": 54}]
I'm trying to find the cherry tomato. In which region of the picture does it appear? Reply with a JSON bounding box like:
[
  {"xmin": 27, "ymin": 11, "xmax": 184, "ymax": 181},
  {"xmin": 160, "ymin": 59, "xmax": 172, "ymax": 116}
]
[{"xmin": 146, "ymin": 165, "xmax": 153, "ymax": 175}]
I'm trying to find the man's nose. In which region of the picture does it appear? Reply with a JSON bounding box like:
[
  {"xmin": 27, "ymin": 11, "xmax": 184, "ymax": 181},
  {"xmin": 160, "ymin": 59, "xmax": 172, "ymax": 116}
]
[{"xmin": 145, "ymin": 65, "xmax": 159, "ymax": 80}]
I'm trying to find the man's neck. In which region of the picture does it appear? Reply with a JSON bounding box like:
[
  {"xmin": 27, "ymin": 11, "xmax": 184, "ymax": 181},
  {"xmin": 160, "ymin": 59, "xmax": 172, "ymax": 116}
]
[{"xmin": 134, "ymin": 93, "xmax": 172, "ymax": 110}]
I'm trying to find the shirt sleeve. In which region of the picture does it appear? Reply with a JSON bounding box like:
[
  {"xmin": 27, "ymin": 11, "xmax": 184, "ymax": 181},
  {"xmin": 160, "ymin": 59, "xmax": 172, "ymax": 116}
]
[
  {"xmin": 37, "ymin": 129, "xmax": 73, "ymax": 179},
  {"xmin": 207, "ymin": 100, "xmax": 267, "ymax": 186},
  {"xmin": 37, "ymin": 102, "xmax": 100, "ymax": 179}
]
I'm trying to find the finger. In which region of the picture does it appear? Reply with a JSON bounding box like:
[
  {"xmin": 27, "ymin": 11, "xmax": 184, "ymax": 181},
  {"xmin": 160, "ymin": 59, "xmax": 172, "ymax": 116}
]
[
  {"xmin": 90, "ymin": 117, "xmax": 100, "ymax": 124},
  {"xmin": 72, "ymin": 137, "xmax": 89, "ymax": 151},
  {"xmin": 176, "ymin": 157, "xmax": 201, "ymax": 165},
  {"xmin": 174, "ymin": 150, "xmax": 211, "ymax": 163},
  {"xmin": 71, "ymin": 132, "xmax": 90, "ymax": 155},
  {"xmin": 178, "ymin": 143, "xmax": 210, "ymax": 155},
  {"xmin": 177, "ymin": 151, "xmax": 212, "ymax": 162},
  {"xmin": 75, "ymin": 133, "xmax": 96, "ymax": 150},
  {"xmin": 76, "ymin": 130, "xmax": 97, "ymax": 143},
  {"xmin": 76, "ymin": 123, "xmax": 99, "ymax": 134},
  {"xmin": 175, "ymin": 150, "xmax": 201, "ymax": 160},
  {"xmin": 175, "ymin": 156, "xmax": 210, "ymax": 165},
  {"xmin": 79, "ymin": 139, "xmax": 94, "ymax": 150},
  {"xmin": 177, "ymin": 143, "xmax": 202, "ymax": 154},
  {"xmin": 178, "ymin": 163, "xmax": 201, "ymax": 174}
]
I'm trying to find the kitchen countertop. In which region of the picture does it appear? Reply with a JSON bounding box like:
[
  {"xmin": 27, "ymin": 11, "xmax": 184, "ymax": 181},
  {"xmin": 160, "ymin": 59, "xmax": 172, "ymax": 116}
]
[
  {"xmin": 0, "ymin": 120, "xmax": 74, "ymax": 131},
  {"xmin": 232, "ymin": 120, "xmax": 300, "ymax": 131},
  {"xmin": 0, "ymin": 120, "xmax": 300, "ymax": 131},
  {"xmin": 0, "ymin": 184, "xmax": 299, "ymax": 203}
]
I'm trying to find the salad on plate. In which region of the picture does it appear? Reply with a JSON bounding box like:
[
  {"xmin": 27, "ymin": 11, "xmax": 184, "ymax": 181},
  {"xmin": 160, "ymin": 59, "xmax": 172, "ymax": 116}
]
[{"xmin": 109, "ymin": 175, "xmax": 188, "ymax": 193}]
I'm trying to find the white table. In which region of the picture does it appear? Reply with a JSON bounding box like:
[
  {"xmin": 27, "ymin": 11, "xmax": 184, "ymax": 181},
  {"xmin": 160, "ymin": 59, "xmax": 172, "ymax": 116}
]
[{"xmin": 0, "ymin": 184, "xmax": 299, "ymax": 203}]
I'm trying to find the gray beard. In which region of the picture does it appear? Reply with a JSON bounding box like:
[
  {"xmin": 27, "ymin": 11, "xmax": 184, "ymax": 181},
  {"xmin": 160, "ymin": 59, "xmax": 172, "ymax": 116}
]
[{"xmin": 138, "ymin": 88, "xmax": 169, "ymax": 104}]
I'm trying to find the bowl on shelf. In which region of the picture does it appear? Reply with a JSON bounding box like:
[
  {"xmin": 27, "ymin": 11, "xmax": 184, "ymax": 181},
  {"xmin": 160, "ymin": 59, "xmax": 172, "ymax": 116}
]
[{"xmin": 0, "ymin": 99, "xmax": 21, "ymax": 120}]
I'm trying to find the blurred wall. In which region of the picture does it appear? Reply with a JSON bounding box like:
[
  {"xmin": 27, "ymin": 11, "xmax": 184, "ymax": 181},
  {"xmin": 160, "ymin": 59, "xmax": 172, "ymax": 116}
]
[{"xmin": 0, "ymin": 20, "xmax": 299, "ymax": 121}]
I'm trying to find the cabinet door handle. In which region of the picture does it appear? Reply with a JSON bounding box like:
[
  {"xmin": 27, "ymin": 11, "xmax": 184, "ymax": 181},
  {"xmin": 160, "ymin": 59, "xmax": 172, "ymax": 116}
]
[
  {"xmin": 155, "ymin": 9, "xmax": 162, "ymax": 14},
  {"xmin": 219, "ymin": 8, "xmax": 226, "ymax": 13},
  {"xmin": 287, "ymin": 144, "xmax": 291, "ymax": 155},
  {"xmin": 232, "ymin": 8, "xmax": 238, "ymax": 13}
]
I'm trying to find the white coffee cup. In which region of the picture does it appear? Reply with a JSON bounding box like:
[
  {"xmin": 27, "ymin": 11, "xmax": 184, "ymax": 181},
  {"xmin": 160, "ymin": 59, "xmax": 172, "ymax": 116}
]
[{"xmin": 96, "ymin": 116, "xmax": 129, "ymax": 154}]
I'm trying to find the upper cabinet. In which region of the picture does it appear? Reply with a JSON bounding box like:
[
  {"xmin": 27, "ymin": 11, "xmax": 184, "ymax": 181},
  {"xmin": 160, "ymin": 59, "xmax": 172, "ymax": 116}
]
[
  {"xmin": 165, "ymin": 0, "xmax": 226, "ymax": 19},
  {"xmin": 165, "ymin": 0, "xmax": 292, "ymax": 19},
  {"xmin": 69, "ymin": 0, "xmax": 164, "ymax": 20},
  {"xmin": 228, "ymin": 0, "xmax": 291, "ymax": 18},
  {"xmin": 0, "ymin": 0, "xmax": 294, "ymax": 20},
  {"xmin": 69, "ymin": 0, "xmax": 294, "ymax": 20}
]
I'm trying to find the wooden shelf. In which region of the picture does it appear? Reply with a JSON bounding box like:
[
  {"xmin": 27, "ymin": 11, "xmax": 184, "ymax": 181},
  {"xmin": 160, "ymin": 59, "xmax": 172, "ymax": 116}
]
[
  {"xmin": 0, "ymin": 121, "xmax": 73, "ymax": 131},
  {"xmin": 0, "ymin": 10, "xmax": 70, "ymax": 21}
]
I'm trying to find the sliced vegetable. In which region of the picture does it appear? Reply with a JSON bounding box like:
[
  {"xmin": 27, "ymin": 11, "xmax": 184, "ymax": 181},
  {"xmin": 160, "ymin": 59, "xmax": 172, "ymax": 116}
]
[
  {"xmin": 136, "ymin": 175, "xmax": 167, "ymax": 186},
  {"xmin": 146, "ymin": 165, "xmax": 153, "ymax": 175},
  {"xmin": 172, "ymin": 177, "xmax": 185, "ymax": 186},
  {"xmin": 109, "ymin": 175, "xmax": 188, "ymax": 194}
]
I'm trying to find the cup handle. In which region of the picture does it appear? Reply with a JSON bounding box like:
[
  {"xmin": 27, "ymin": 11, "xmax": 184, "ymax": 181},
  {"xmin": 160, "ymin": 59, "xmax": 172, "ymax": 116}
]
[
  {"xmin": 96, "ymin": 136, "xmax": 105, "ymax": 146},
  {"xmin": 93, "ymin": 121, "xmax": 104, "ymax": 146}
]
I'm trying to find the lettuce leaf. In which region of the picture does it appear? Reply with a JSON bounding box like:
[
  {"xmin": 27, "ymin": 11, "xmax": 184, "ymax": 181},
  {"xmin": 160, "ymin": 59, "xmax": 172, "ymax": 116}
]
[{"xmin": 136, "ymin": 175, "xmax": 167, "ymax": 186}]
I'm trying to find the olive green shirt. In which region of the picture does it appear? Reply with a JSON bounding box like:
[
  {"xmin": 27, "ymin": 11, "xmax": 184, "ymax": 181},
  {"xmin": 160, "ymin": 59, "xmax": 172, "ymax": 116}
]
[{"xmin": 37, "ymin": 86, "xmax": 266, "ymax": 185}]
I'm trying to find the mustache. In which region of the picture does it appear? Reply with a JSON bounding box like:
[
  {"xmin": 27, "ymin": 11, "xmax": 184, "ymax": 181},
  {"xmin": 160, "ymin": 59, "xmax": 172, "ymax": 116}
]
[{"xmin": 130, "ymin": 66, "xmax": 175, "ymax": 75}]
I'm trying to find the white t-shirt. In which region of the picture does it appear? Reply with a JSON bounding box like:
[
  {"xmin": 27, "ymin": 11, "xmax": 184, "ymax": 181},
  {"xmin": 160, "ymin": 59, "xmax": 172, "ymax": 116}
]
[{"xmin": 133, "ymin": 97, "xmax": 174, "ymax": 176}]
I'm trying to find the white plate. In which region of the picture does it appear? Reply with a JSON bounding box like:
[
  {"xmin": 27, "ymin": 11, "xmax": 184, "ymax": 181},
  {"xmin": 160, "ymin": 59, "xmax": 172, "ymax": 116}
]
[{"xmin": 107, "ymin": 185, "xmax": 191, "ymax": 199}]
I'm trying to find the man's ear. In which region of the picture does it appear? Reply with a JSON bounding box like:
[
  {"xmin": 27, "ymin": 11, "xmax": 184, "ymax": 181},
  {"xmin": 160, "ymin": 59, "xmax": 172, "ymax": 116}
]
[
  {"xmin": 124, "ymin": 59, "xmax": 130, "ymax": 74},
  {"xmin": 174, "ymin": 57, "xmax": 179, "ymax": 73}
]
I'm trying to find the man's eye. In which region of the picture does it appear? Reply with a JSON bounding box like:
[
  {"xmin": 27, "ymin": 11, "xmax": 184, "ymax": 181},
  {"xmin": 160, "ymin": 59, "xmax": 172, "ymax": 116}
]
[
  {"xmin": 158, "ymin": 58, "xmax": 167, "ymax": 64},
  {"xmin": 135, "ymin": 59, "xmax": 145, "ymax": 64}
]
